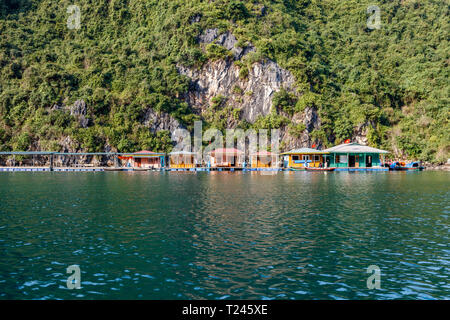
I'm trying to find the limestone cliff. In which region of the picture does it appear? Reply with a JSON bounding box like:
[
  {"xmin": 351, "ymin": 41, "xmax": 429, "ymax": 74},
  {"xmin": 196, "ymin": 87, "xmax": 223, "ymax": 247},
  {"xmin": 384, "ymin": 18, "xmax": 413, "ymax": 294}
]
[{"xmin": 176, "ymin": 29, "xmax": 322, "ymax": 151}]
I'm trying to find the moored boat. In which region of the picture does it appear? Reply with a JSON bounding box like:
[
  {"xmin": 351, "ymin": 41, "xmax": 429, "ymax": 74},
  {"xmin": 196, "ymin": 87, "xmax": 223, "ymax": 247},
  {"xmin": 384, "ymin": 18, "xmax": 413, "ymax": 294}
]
[
  {"xmin": 305, "ymin": 167, "xmax": 336, "ymax": 172},
  {"xmin": 389, "ymin": 161, "xmax": 424, "ymax": 171}
]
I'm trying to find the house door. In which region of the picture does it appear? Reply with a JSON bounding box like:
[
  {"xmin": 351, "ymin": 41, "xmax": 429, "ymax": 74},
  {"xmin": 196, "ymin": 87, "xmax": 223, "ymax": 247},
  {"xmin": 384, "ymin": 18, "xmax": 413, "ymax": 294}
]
[
  {"xmin": 135, "ymin": 158, "xmax": 141, "ymax": 168},
  {"xmin": 349, "ymin": 155, "xmax": 356, "ymax": 167},
  {"xmin": 366, "ymin": 155, "xmax": 372, "ymax": 167}
]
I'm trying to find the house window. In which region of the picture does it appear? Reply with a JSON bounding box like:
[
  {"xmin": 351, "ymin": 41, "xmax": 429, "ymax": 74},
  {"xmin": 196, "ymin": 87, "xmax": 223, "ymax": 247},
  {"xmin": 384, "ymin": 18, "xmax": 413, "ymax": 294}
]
[
  {"xmin": 313, "ymin": 155, "xmax": 320, "ymax": 161},
  {"xmin": 302, "ymin": 155, "xmax": 310, "ymax": 161},
  {"xmin": 339, "ymin": 155, "xmax": 347, "ymax": 163},
  {"xmin": 292, "ymin": 155, "xmax": 299, "ymax": 161}
]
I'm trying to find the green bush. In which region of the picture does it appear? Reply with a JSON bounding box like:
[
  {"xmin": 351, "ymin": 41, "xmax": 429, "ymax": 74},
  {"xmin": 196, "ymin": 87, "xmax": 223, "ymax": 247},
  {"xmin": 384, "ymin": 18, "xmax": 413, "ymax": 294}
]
[{"xmin": 206, "ymin": 43, "xmax": 232, "ymax": 61}]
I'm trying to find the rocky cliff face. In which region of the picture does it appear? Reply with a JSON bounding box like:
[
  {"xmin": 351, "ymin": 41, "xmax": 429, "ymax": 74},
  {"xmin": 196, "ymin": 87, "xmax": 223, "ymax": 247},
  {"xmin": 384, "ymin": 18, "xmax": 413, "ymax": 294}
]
[
  {"xmin": 143, "ymin": 108, "xmax": 183, "ymax": 134},
  {"xmin": 179, "ymin": 28, "xmax": 296, "ymax": 124},
  {"xmin": 281, "ymin": 107, "xmax": 322, "ymax": 150},
  {"xmin": 176, "ymin": 28, "xmax": 321, "ymax": 151},
  {"xmin": 178, "ymin": 58, "xmax": 296, "ymax": 124}
]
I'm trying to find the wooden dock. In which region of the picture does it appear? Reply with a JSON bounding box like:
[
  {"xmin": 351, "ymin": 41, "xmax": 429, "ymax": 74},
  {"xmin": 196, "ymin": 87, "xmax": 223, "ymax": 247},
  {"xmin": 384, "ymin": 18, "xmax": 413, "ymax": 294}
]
[{"xmin": 0, "ymin": 166, "xmax": 391, "ymax": 173}]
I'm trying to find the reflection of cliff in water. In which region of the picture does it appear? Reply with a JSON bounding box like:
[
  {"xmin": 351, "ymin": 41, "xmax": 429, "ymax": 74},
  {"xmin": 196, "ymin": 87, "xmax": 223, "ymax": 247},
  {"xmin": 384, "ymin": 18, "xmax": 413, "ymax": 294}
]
[{"xmin": 185, "ymin": 173, "xmax": 323, "ymax": 299}]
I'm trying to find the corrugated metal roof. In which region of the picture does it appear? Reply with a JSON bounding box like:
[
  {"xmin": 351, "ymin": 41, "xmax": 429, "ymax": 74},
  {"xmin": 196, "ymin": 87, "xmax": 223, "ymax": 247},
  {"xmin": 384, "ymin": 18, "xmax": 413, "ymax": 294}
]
[
  {"xmin": 169, "ymin": 151, "xmax": 197, "ymax": 155},
  {"xmin": 281, "ymin": 148, "xmax": 329, "ymax": 155},
  {"xmin": 323, "ymin": 142, "xmax": 389, "ymax": 154},
  {"xmin": 210, "ymin": 148, "xmax": 243, "ymax": 155},
  {"xmin": 121, "ymin": 150, "xmax": 165, "ymax": 157},
  {"xmin": 251, "ymin": 150, "xmax": 277, "ymax": 156}
]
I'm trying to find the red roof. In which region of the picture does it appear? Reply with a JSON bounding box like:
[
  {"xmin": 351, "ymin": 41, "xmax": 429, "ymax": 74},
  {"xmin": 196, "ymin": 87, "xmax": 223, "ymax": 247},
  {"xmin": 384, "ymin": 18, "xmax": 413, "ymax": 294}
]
[
  {"xmin": 134, "ymin": 150, "xmax": 156, "ymax": 154},
  {"xmin": 210, "ymin": 148, "xmax": 243, "ymax": 155}
]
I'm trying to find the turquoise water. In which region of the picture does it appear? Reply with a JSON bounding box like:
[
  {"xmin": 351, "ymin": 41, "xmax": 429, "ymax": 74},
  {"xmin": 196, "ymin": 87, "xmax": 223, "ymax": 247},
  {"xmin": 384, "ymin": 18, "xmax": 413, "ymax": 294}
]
[{"xmin": 0, "ymin": 171, "xmax": 448, "ymax": 300}]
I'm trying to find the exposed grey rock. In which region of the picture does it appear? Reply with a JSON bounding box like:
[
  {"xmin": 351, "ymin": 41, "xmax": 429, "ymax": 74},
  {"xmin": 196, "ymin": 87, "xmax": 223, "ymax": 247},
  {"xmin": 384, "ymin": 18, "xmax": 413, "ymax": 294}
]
[
  {"xmin": 69, "ymin": 99, "xmax": 89, "ymax": 128},
  {"xmin": 60, "ymin": 136, "xmax": 78, "ymax": 153},
  {"xmin": 260, "ymin": 6, "xmax": 267, "ymax": 17},
  {"xmin": 281, "ymin": 108, "xmax": 322, "ymax": 151},
  {"xmin": 190, "ymin": 14, "xmax": 201, "ymax": 24},
  {"xmin": 69, "ymin": 99, "xmax": 87, "ymax": 117},
  {"xmin": 216, "ymin": 32, "xmax": 237, "ymax": 51},
  {"xmin": 186, "ymin": 30, "xmax": 326, "ymax": 150},
  {"xmin": 178, "ymin": 58, "xmax": 296, "ymax": 123},
  {"xmin": 198, "ymin": 29, "xmax": 255, "ymax": 60},
  {"xmin": 303, "ymin": 107, "xmax": 320, "ymax": 132},
  {"xmin": 240, "ymin": 44, "xmax": 256, "ymax": 57},
  {"xmin": 51, "ymin": 103, "xmax": 63, "ymax": 111},
  {"xmin": 354, "ymin": 123, "xmax": 369, "ymax": 145},
  {"xmin": 104, "ymin": 143, "xmax": 112, "ymax": 153},
  {"xmin": 198, "ymin": 28, "xmax": 219, "ymax": 44},
  {"xmin": 143, "ymin": 108, "xmax": 184, "ymax": 134}
]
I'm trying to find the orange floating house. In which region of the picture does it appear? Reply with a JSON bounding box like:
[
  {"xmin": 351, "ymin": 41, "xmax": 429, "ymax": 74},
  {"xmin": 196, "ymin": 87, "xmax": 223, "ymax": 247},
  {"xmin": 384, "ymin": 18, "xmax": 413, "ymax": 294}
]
[
  {"xmin": 209, "ymin": 148, "xmax": 244, "ymax": 168},
  {"xmin": 118, "ymin": 150, "xmax": 165, "ymax": 169},
  {"xmin": 250, "ymin": 151, "xmax": 279, "ymax": 168}
]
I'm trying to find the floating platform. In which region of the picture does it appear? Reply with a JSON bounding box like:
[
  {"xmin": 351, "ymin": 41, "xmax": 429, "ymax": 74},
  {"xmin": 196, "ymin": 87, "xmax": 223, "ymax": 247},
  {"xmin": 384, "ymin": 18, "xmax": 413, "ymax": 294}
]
[
  {"xmin": 334, "ymin": 167, "xmax": 389, "ymax": 172},
  {"xmin": 0, "ymin": 166, "xmax": 392, "ymax": 173},
  {"xmin": 0, "ymin": 167, "xmax": 105, "ymax": 172}
]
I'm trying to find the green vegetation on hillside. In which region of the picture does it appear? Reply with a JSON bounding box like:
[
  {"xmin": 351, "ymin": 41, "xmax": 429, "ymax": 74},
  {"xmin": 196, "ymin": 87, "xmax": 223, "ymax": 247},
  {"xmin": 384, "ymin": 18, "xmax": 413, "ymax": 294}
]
[{"xmin": 0, "ymin": 0, "xmax": 448, "ymax": 162}]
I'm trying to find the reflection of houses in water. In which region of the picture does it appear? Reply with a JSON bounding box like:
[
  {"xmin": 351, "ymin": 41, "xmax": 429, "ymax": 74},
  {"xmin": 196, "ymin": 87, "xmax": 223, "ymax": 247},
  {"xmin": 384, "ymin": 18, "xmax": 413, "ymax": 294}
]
[{"xmin": 183, "ymin": 174, "xmax": 318, "ymax": 296}]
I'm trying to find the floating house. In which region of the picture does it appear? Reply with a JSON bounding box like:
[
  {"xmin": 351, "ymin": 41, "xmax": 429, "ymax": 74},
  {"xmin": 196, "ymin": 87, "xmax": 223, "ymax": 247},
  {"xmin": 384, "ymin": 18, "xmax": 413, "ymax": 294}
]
[
  {"xmin": 250, "ymin": 151, "xmax": 279, "ymax": 168},
  {"xmin": 169, "ymin": 151, "xmax": 197, "ymax": 169},
  {"xmin": 119, "ymin": 150, "xmax": 165, "ymax": 169},
  {"xmin": 323, "ymin": 142, "xmax": 388, "ymax": 170},
  {"xmin": 209, "ymin": 148, "xmax": 244, "ymax": 168},
  {"xmin": 281, "ymin": 148, "xmax": 329, "ymax": 169}
]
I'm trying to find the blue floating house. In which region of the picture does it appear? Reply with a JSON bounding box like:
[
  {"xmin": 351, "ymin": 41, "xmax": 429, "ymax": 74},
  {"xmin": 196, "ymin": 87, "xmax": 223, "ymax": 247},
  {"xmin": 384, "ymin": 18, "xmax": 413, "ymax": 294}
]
[{"xmin": 323, "ymin": 142, "xmax": 389, "ymax": 171}]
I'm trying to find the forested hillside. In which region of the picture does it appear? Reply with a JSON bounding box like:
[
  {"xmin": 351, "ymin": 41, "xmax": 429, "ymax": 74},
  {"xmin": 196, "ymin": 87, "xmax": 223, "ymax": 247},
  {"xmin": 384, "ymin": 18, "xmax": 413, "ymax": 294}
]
[{"xmin": 0, "ymin": 0, "xmax": 448, "ymax": 162}]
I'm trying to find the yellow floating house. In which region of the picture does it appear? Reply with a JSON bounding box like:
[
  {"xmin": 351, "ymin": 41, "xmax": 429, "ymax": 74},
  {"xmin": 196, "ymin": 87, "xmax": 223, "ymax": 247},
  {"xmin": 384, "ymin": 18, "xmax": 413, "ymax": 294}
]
[
  {"xmin": 169, "ymin": 151, "xmax": 197, "ymax": 169},
  {"xmin": 281, "ymin": 148, "xmax": 329, "ymax": 169},
  {"xmin": 250, "ymin": 151, "xmax": 279, "ymax": 168}
]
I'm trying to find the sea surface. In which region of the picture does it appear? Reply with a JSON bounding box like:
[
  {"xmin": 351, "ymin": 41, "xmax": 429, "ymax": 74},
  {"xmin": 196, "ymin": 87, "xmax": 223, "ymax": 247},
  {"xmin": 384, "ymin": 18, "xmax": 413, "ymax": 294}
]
[{"xmin": 0, "ymin": 171, "xmax": 448, "ymax": 300}]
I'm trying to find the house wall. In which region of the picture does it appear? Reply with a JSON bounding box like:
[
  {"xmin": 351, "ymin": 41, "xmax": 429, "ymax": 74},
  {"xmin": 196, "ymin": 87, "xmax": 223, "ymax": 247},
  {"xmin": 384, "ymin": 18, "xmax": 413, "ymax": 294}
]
[
  {"xmin": 251, "ymin": 156, "xmax": 276, "ymax": 168},
  {"xmin": 329, "ymin": 153, "xmax": 381, "ymax": 167},
  {"xmin": 169, "ymin": 156, "xmax": 195, "ymax": 168},
  {"xmin": 211, "ymin": 155, "xmax": 242, "ymax": 167},
  {"xmin": 133, "ymin": 157, "xmax": 162, "ymax": 168},
  {"xmin": 288, "ymin": 154, "xmax": 324, "ymax": 168}
]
